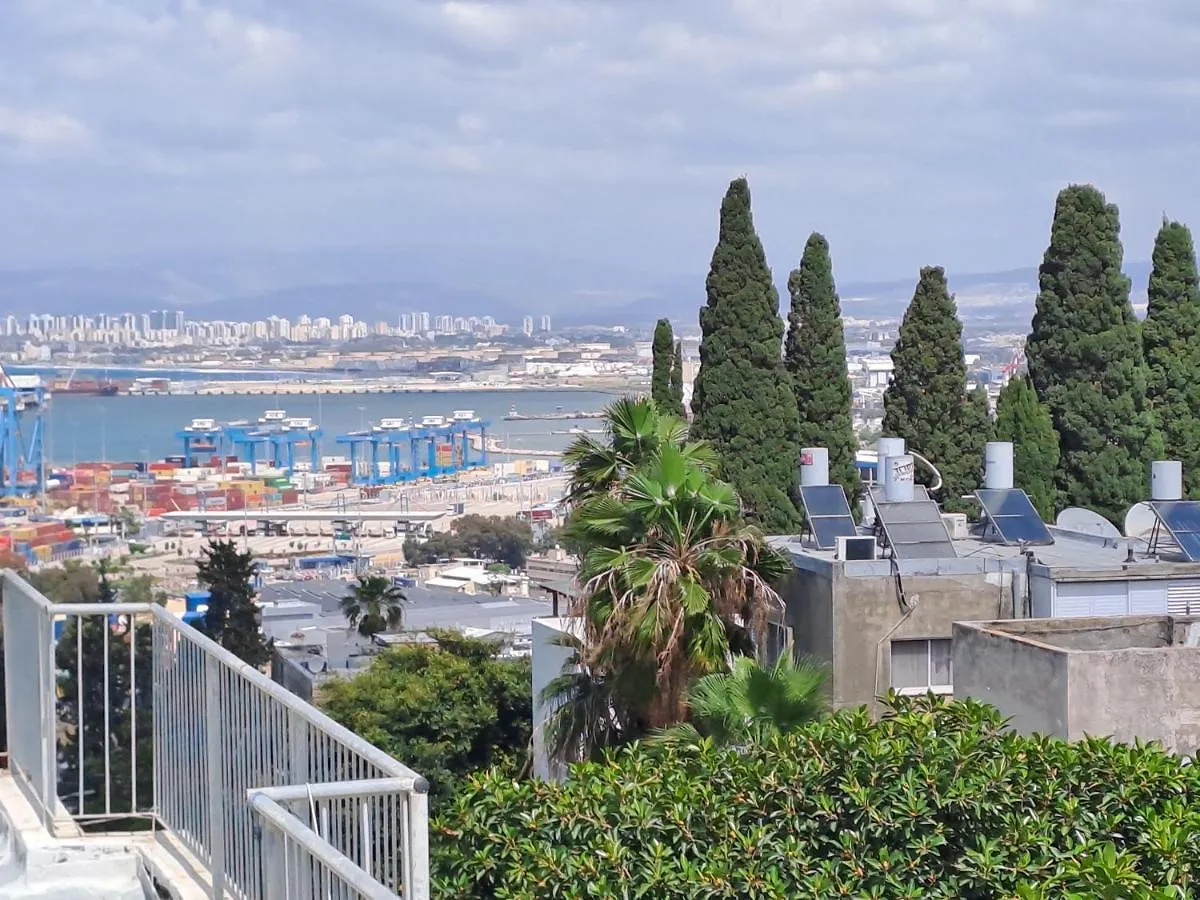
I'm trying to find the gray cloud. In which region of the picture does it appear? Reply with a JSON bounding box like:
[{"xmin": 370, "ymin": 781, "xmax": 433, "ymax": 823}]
[{"xmin": 2, "ymin": 0, "xmax": 1199, "ymax": 287}]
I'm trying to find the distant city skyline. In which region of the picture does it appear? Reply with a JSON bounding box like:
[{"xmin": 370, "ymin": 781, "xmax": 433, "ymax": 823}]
[{"xmin": 3, "ymin": 309, "xmax": 559, "ymax": 348}]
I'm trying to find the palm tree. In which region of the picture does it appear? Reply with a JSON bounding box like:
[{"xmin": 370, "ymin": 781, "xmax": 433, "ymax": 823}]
[
  {"xmin": 538, "ymin": 632, "xmax": 643, "ymax": 767},
  {"xmin": 568, "ymin": 442, "xmax": 791, "ymax": 729},
  {"xmin": 340, "ymin": 575, "xmax": 406, "ymax": 639},
  {"xmin": 562, "ymin": 396, "xmax": 716, "ymax": 505},
  {"xmin": 651, "ymin": 653, "xmax": 830, "ymax": 748}
]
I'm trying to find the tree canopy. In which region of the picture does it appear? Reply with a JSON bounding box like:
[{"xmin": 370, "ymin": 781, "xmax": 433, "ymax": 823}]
[
  {"xmin": 319, "ymin": 632, "xmax": 531, "ymax": 799},
  {"xmin": 995, "ymin": 375, "xmax": 1060, "ymax": 520},
  {"xmin": 882, "ymin": 266, "xmax": 987, "ymax": 507},
  {"xmin": 404, "ymin": 515, "xmax": 533, "ymax": 570},
  {"xmin": 196, "ymin": 539, "xmax": 271, "ymax": 667},
  {"xmin": 784, "ymin": 232, "xmax": 860, "ymax": 508},
  {"xmin": 1142, "ymin": 217, "xmax": 1200, "ymax": 497},
  {"xmin": 1026, "ymin": 184, "xmax": 1161, "ymax": 522},
  {"xmin": 435, "ymin": 695, "xmax": 1200, "ymax": 898},
  {"xmin": 691, "ymin": 177, "xmax": 802, "ymax": 533},
  {"xmin": 651, "ymin": 318, "xmax": 676, "ymax": 413}
]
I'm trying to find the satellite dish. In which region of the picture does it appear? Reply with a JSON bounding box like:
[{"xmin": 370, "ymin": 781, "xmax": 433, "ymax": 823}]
[
  {"xmin": 1057, "ymin": 507, "xmax": 1122, "ymax": 540},
  {"xmin": 1123, "ymin": 502, "xmax": 1159, "ymax": 540},
  {"xmin": 303, "ymin": 658, "xmax": 328, "ymax": 674}
]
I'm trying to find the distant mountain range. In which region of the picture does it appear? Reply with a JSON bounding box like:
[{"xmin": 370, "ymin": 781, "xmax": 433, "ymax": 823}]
[{"xmin": 0, "ymin": 247, "xmax": 1154, "ymax": 329}]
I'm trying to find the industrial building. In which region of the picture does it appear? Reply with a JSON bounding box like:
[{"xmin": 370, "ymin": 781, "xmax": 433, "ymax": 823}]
[
  {"xmin": 777, "ymin": 438, "xmax": 1200, "ymax": 712},
  {"xmin": 954, "ymin": 615, "xmax": 1200, "ymax": 755}
]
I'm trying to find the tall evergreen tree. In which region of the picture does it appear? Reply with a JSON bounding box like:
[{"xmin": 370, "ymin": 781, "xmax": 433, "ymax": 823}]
[
  {"xmin": 882, "ymin": 267, "xmax": 987, "ymax": 508},
  {"xmin": 691, "ymin": 178, "xmax": 802, "ymax": 533},
  {"xmin": 196, "ymin": 539, "xmax": 271, "ymax": 667},
  {"xmin": 784, "ymin": 233, "xmax": 860, "ymax": 508},
  {"xmin": 995, "ymin": 375, "xmax": 1059, "ymax": 520},
  {"xmin": 1142, "ymin": 218, "xmax": 1200, "ymax": 497},
  {"xmin": 1026, "ymin": 184, "xmax": 1161, "ymax": 523},
  {"xmin": 651, "ymin": 319, "xmax": 675, "ymax": 411},
  {"xmin": 670, "ymin": 341, "xmax": 685, "ymax": 417}
]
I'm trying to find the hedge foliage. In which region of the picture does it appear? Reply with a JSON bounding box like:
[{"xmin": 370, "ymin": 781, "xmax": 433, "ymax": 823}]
[{"xmin": 433, "ymin": 696, "xmax": 1200, "ymax": 898}]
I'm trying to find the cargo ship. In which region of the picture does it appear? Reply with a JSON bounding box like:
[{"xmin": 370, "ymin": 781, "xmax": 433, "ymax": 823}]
[{"xmin": 50, "ymin": 378, "xmax": 120, "ymax": 396}]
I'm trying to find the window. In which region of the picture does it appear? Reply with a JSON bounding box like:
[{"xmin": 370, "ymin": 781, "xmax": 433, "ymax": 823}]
[{"xmin": 890, "ymin": 638, "xmax": 953, "ymax": 694}]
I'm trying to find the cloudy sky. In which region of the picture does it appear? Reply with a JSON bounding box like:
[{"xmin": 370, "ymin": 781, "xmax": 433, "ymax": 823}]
[{"xmin": 4, "ymin": 0, "xmax": 1200, "ymax": 287}]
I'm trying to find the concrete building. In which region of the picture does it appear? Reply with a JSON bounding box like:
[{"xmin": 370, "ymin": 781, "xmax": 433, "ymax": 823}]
[
  {"xmin": 777, "ymin": 440, "xmax": 1200, "ymax": 712},
  {"xmin": 954, "ymin": 615, "xmax": 1200, "ymax": 754}
]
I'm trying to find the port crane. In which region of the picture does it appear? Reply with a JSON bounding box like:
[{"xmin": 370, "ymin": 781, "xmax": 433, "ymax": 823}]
[{"xmin": 0, "ymin": 363, "xmax": 47, "ymax": 497}]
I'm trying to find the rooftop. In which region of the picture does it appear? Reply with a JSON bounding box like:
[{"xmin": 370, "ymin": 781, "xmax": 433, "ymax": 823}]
[
  {"xmin": 260, "ymin": 577, "xmax": 554, "ymax": 634},
  {"xmin": 774, "ymin": 523, "xmax": 1200, "ymax": 581}
]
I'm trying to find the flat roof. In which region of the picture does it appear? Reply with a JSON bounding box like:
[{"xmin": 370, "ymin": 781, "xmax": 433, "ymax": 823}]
[
  {"xmin": 259, "ymin": 578, "xmax": 553, "ymax": 633},
  {"xmin": 774, "ymin": 523, "xmax": 1200, "ymax": 580}
]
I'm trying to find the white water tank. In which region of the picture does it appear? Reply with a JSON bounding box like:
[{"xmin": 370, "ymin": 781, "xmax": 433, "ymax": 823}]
[
  {"xmin": 984, "ymin": 442, "xmax": 1014, "ymax": 490},
  {"xmin": 876, "ymin": 437, "xmax": 906, "ymax": 489},
  {"xmin": 883, "ymin": 455, "xmax": 915, "ymax": 502},
  {"xmin": 800, "ymin": 447, "xmax": 829, "ymax": 487},
  {"xmin": 1151, "ymin": 460, "xmax": 1183, "ymax": 501}
]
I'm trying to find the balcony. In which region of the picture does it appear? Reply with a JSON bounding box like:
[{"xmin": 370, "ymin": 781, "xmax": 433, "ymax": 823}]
[{"xmin": 0, "ymin": 569, "xmax": 430, "ymax": 898}]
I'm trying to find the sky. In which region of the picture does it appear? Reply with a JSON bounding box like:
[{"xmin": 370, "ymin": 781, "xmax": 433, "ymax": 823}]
[{"xmin": 4, "ymin": 0, "xmax": 1200, "ymax": 286}]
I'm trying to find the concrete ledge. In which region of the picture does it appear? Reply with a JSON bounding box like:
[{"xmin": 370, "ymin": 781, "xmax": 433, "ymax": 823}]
[{"xmin": 0, "ymin": 773, "xmax": 210, "ymax": 899}]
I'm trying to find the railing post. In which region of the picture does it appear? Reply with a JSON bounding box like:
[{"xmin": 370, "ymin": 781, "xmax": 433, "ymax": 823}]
[
  {"xmin": 205, "ymin": 654, "xmax": 225, "ymax": 899},
  {"xmin": 406, "ymin": 789, "xmax": 430, "ymax": 900},
  {"xmin": 38, "ymin": 607, "xmax": 56, "ymax": 832},
  {"xmin": 260, "ymin": 822, "xmax": 285, "ymax": 900}
]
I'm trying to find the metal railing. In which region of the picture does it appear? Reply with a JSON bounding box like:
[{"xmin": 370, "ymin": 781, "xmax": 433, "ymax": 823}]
[{"xmin": 0, "ymin": 569, "xmax": 430, "ymax": 899}]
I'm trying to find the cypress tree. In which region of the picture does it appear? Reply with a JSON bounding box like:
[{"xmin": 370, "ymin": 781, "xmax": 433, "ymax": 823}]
[
  {"xmin": 651, "ymin": 319, "xmax": 675, "ymax": 411},
  {"xmin": 1026, "ymin": 184, "xmax": 1161, "ymax": 523},
  {"xmin": 995, "ymin": 375, "xmax": 1059, "ymax": 520},
  {"xmin": 197, "ymin": 539, "xmax": 271, "ymax": 667},
  {"xmin": 670, "ymin": 341, "xmax": 685, "ymax": 417},
  {"xmin": 882, "ymin": 266, "xmax": 987, "ymax": 508},
  {"xmin": 691, "ymin": 178, "xmax": 802, "ymax": 533},
  {"xmin": 1142, "ymin": 218, "xmax": 1200, "ymax": 496},
  {"xmin": 784, "ymin": 232, "xmax": 859, "ymax": 507}
]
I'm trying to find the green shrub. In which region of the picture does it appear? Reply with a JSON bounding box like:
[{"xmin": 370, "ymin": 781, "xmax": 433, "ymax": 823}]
[{"xmin": 433, "ymin": 695, "xmax": 1200, "ymax": 898}]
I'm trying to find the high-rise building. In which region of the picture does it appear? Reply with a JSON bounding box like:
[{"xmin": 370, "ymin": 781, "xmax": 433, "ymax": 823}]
[
  {"xmin": 522, "ymin": 316, "xmax": 534, "ymax": 337},
  {"xmin": 540, "ymin": 315, "xmax": 551, "ymax": 333},
  {"xmin": 417, "ymin": 311, "xmax": 431, "ymax": 332}
]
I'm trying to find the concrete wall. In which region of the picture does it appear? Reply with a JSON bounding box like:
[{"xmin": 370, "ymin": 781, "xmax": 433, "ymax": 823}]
[
  {"xmin": 953, "ymin": 621, "xmax": 1069, "ymax": 737},
  {"xmin": 783, "ymin": 557, "xmax": 1015, "ymax": 712},
  {"xmin": 530, "ymin": 617, "xmax": 582, "ymax": 782},
  {"xmin": 1066, "ymin": 646, "xmax": 1200, "ymax": 754},
  {"xmin": 955, "ymin": 616, "xmax": 1200, "ymax": 754},
  {"xmin": 270, "ymin": 650, "xmax": 315, "ymax": 704}
]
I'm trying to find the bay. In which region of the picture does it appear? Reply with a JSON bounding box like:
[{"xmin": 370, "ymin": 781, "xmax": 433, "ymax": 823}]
[{"xmin": 43, "ymin": 389, "xmax": 617, "ymax": 465}]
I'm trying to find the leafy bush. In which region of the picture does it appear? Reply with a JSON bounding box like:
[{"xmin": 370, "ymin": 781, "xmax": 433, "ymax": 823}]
[
  {"xmin": 319, "ymin": 632, "xmax": 531, "ymax": 799},
  {"xmin": 403, "ymin": 515, "xmax": 533, "ymax": 569},
  {"xmin": 433, "ymin": 695, "xmax": 1200, "ymax": 898}
]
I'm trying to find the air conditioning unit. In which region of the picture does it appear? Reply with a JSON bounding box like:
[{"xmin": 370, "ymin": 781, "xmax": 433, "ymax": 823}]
[
  {"xmin": 941, "ymin": 513, "xmax": 969, "ymax": 540},
  {"xmin": 837, "ymin": 535, "xmax": 877, "ymax": 561}
]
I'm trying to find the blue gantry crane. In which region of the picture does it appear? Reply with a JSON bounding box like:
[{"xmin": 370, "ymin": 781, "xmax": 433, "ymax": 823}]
[
  {"xmin": 0, "ymin": 365, "xmax": 46, "ymax": 498},
  {"xmin": 177, "ymin": 410, "xmax": 324, "ymax": 475},
  {"xmin": 334, "ymin": 410, "xmax": 488, "ymax": 486}
]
